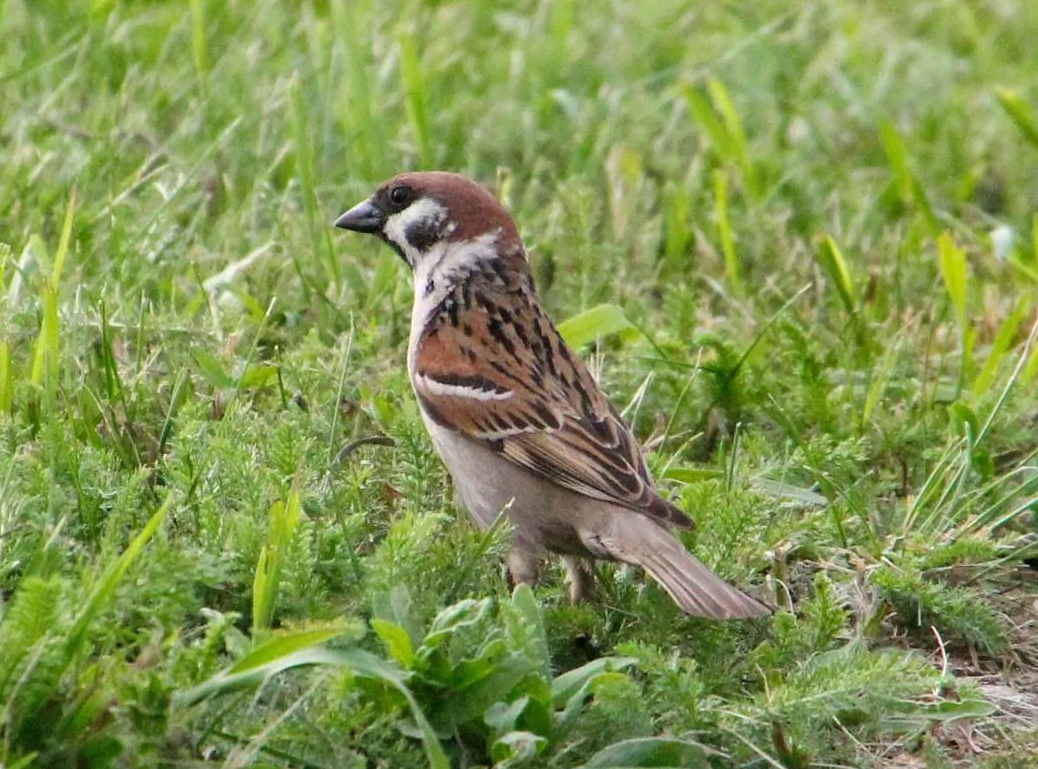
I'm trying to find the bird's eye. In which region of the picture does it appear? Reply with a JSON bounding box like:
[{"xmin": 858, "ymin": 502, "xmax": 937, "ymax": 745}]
[{"xmin": 389, "ymin": 185, "xmax": 410, "ymax": 207}]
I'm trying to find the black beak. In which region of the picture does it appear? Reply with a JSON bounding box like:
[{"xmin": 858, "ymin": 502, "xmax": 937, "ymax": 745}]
[{"xmin": 333, "ymin": 197, "xmax": 384, "ymax": 233}]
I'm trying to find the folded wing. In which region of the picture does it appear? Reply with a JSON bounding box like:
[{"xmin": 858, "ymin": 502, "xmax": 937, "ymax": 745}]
[{"xmin": 412, "ymin": 299, "xmax": 693, "ymax": 530}]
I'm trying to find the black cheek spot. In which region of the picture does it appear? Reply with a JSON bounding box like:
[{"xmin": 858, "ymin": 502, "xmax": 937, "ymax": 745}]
[{"xmin": 404, "ymin": 221, "xmax": 440, "ymax": 252}]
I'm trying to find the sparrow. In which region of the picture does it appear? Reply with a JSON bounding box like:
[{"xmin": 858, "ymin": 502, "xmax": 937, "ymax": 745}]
[{"xmin": 334, "ymin": 172, "xmax": 770, "ymax": 619}]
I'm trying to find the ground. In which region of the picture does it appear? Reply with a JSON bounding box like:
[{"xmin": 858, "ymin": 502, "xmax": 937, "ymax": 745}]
[{"xmin": 2, "ymin": 0, "xmax": 1038, "ymax": 767}]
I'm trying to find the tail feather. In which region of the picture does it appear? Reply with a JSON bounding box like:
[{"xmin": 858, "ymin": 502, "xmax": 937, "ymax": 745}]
[
  {"xmin": 607, "ymin": 520, "xmax": 771, "ymax": 619},
  {"xmin": 638, "ymin": 545, "xmax": 771, "ymax": 619}
]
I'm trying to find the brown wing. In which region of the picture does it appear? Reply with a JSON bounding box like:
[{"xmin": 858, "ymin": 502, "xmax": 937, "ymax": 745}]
[{"xmin": 411, "ymin": 287, "xmax": 693, "ymax": 530}]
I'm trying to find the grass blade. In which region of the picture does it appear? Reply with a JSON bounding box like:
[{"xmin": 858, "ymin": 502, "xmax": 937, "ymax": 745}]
[
  {"xmin": 252, "ymin": 482, "xmax": 303, "ymax": 632},
  {"xmin": 973, "ymin": 298, "xmax": 1027, "ymax": 396},
  {"xmin": 713, "ymin": 169, "xmax": 743, "ymax": 296},
  {"xmin": 189, "ymin": 0, "xmax": 209, "ymax": 84},
  {"xmin": 707, "ymin": 78, "xmax": 758, "ymax": 199},
  {"xmin": 290, "ymin": 77, "xmax": 340, "ymax": 292},
  {"xmin": 398, "ymin": 30, "xmax": 433, "ymax": 168},
  {"xmin": 814, "ymin": 235, "xmax": 857, "ymax": 317},
  {"xmin": 937, "ymin": 232, "xmax": 968, "ymax": 330},
  {"xmin": 937, "ymin": 233, "xmax": 973, "ymax": 397},
  {"xmin": 0, "ymin": 339, "xmax": 11, "ymax": 413},
  {"xmin": 879, "ymin": 120, "xmax": 937, "ymax": 233},
  {"xmin": 995, "ymin": 87, "xmax": 1038, "ymax": 150},
  {"xmin": 29, "ymin": 189, "xmax": 75, "ymax": 389},
  {"xmin": 66, "ymin": 494, "xmax": 173, "ymax": 657},
  {"xmin": 177, "ymin": 642, "xmax": 449, "ymax": 769}
]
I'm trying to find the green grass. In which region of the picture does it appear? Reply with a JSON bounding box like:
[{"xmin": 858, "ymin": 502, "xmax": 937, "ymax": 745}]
[{"xmin": 2, "ymin": 0, "xmax": 1038, "ymax": 766}]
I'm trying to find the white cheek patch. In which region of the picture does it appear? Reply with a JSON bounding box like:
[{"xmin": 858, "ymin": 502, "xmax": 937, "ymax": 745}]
[{"xmin": 384, "ymin": 197, "xmax": 449, "ymax": 265}]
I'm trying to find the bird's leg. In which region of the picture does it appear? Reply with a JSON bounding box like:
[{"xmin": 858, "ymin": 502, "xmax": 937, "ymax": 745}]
[
  {"xmin": 506, "ymin": 546, "xmax": 541, "ymax": 590},
  {"xmin": 563, "ymin": 556, "xmax": 596, "ymax": 603}
]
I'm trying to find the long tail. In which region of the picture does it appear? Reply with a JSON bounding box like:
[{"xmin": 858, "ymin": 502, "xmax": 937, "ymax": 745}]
[{"xmin": 611, "ymin": 521, "xmax": 772, "ymax": 619}]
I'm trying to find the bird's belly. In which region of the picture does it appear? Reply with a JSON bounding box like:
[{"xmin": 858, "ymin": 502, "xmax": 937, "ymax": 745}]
[{"xmin": 420, "ymin": 414, "xmax": 589, "ymax": 554}]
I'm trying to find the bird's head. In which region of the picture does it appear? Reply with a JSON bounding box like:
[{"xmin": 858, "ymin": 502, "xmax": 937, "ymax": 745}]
[{"xmin": 334, "ymin": 172, "xmax": 523, "ymax": 270}]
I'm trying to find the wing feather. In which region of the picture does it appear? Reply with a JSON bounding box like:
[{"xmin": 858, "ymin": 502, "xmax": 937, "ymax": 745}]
[{"xmin": 412, "ymin": 293, "xmax": 693, "ymax": 530}]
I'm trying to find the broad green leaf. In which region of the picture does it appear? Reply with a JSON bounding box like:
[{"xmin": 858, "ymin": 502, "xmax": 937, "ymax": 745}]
[
  {"xmin": 556, "ymin": 670, "xmax": 628, "ymax": 731},
  {"xmin": 510, "ymin": 584, "xmax": 550, "ymax": 673},
  {"xmin": 751, "ymin": 478, "xmax": 828, "ymax": 506},
  {"xmin": 192, "ymin": 350, "xmax": 235, "ymax": 388},
  {"xmin": 484, "ymin": 697, "xmax": 529, "ymax": 733},
  {"xmin": 229, "ymin": 627, "xmax": 353, "ymax": 673},
  {"xmin": 441, "ymin": 654, "xmax": 534, "ymax": 730},
  {"xmin": 176, "ymin": 644, "xmax": 348, "ymax": 705},
  {"xmin": 371, "ymin": 619, "xmax": 415, "ymax": 668},
  {"xmin": 423, "ymin": 598, "xmax": 492, "ymax": 649},
  {"xmin": 239, "ymin": 363, "xmax": 279, "ymax": 389},
  {"xmin": 552, "ymin": 656, "xmax": 637, "ymax": 708},
  {"xmin": 178, "ymin": 645, "xmax": 449, "ymax": 769},
  {"xmin": 881, "ymin": 693, "xmax": 997, "ymax": 730},
  {"xmin": 662, "ymin": 467, "xmax": 723, "ymax": 483},
  {"xmin": 920, "ymin": 696, "xmax": 997, "ymax": 720},
  {"xmin": 373, "ymin": 584, "xmax": 419, "ymax": 648},
  {"xmin": 490, "ymin": 730, "xmax": 547, "ymax": 764},
  {"xmin": 557, "ymin": 304, "xmax": 635, "ymax": 349},
  {"xmin": 582, "ymin": 736, "xmax": 710, "ymax": 768}
]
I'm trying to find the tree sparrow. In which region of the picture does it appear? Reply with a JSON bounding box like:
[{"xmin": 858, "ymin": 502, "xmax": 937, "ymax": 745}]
[{"xmin": 334, "ymin": 172, "xmax": 770, "ymax": 619}]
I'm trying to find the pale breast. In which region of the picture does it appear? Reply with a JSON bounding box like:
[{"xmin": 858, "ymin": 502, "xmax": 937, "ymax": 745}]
[{"xmin": 420, "ymin": 413, "xmax": 591, "ymax": 555}]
